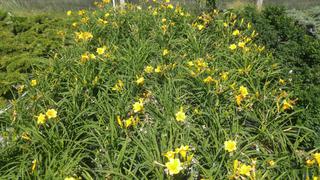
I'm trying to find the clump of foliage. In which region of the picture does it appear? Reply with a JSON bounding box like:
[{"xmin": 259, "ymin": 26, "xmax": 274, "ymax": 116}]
[
  {"xmin": 0, "ymin": 1, "xmax": 319, "ymax": 179},
  {"xmin": 0, "ymin": 9, "xmax": 7, "ymax": 20},
  {"xmin": 287, "ymin": 6, "xmax": 320, "ymax": 37},
  {"xmin": 0, "ymin": 10, "xmax": 72, "ymax": 107},
  {"xmin": 238, "ymin": 6, "xmax": 320, "ymax": 147}
]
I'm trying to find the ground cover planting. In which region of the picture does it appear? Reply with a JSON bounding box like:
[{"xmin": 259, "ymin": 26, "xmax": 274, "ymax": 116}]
[{"xmin": 0, "ymin": 0, "xmax": 319, "ymax": 179}]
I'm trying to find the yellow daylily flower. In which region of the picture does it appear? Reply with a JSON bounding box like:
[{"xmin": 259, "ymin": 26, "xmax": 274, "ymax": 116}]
[
  {"xmin": 176, "ymin": 145, "xmax": 189, "ymax": 159},
  {"xmin": 229, "ymin": 44, "xmax": 237, "ymax": 50},
  {"xmin": 165, "ymin": 158, "xmax": 183, "ymax": 175},
  {"xmin": 30, "ymin": 79, "xmax": 37, "ymax": 87},
  {"xmin": 67, "ymin": 10, "xmax": 72, "ymax": 16},
  {"xmin": 239, "ymin": 164, "xmax": 252, "ymax": 177},
  {"xmin": 96, "ymin": 46, "xmax": 107, "ymax": 55},
  {"xmin": 203, "ymin": 76, "xmax": 215, "ymax": 84},
  {"xmin": 238, "ymin": 42, "xmax": 245, "ymax": 48},
  {"xmin": 314, "ymin": 153, "xmax": 320, "ymax": 166},
  {"xmin": 117, "ymin": 116, "xmax": 123, "ymax": 128},
  {"xmin": 144, "ymin": 66, "xmax": 154, "ymax": 74},
  {"xmin": 31, "ymin": 159, "xmax": 37, "ymax": 172},
  {"xmin": 125, "ymin": 116, "xmax": 134, "ymax": 128},
  {"xmin": 37, "ymin": 113, "xmax": 46, "ymax": 125},
  {"xmin": 306, "ymin": 159, "xmax": 315, "ymax": 167},
  {"xmin": 224, "ymin": 140, "xmax": 237, "ymax": 153},
  {"xmin": 133, "ymin": 99, "xmax": 144, "ymax": 113},
  {"xmin": 64, "ymin": 177, "xmax": 76, "ymax": 180},
  {"xmin": 175, "ymin": 107, "xmax": 186, "ymax": 122},
  {"xmin": 282, "ymin": 100, "xmax": 293, "ymax": 111},
  {"xmin": 155, "ymin": 65, "xmax": 162, "ymax": 73},
  {"xmin": 232, "ymin": 29, "xmax": 240, "ymax": 36},
  {"xmin": 112, "ymin": 80, "xmax": 124, "ymax": 92},
  {"xmin": 136, "ymin": 76, "xmax": 145, "ymax": 85},
  {"xmin": 46, "ymin": 109, "xmax": 57, "ymax": 119},
  {"xmin": 239, "ymin": 86, "xmax": 248, "ymax": 98},
  {"xmin": 163, "ymin": 151, "xmax": 175, "ymax": 160},
  {"xmin": 163, "ymin": 49, "xmax": 169, "ymax": 56}
]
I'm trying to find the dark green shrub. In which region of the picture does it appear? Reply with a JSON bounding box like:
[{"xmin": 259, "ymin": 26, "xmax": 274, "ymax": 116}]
[
  {"xmin": 0, "ymin": 9, "xmax": 7, "ymax": 21},
  {"xmin": 12, "ymin": 17, "xmax": 33, "ymax": 34},
  {"xmin": 238, "ymin": 6, "xmax": 320, "ymax": 146},
  {"xmin": 206, "ymin": 0, "xmax": 217, "ymax": 9},
  {"xmin": 0, "ymin": 13, "xmax": 72, "ymax": 105}
]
